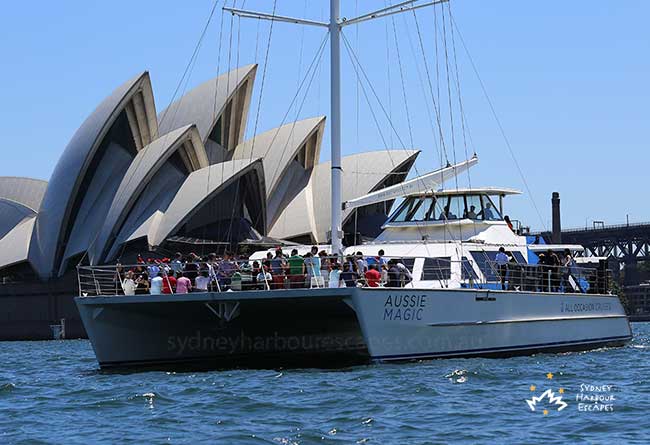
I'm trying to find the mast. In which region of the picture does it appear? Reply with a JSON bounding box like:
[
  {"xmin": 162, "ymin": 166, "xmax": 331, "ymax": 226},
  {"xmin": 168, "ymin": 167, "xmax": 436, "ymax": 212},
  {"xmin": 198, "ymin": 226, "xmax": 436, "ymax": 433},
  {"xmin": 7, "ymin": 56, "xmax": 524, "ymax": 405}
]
[
  {"xmin": 329, "ymin": 0, "xmax": 343, "ymax": 254},
  {"xmin": 224, "ymin": 0, "xmax": 448, "ymax": 252}
]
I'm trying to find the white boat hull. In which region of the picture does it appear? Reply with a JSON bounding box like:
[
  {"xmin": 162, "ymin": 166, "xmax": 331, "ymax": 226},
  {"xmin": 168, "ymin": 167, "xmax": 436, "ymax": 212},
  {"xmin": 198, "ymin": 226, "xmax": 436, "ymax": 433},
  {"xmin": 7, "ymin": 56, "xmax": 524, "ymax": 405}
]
[{"xmin": 350, "ymin": 288, "xmax": 632, "ymax": 360}]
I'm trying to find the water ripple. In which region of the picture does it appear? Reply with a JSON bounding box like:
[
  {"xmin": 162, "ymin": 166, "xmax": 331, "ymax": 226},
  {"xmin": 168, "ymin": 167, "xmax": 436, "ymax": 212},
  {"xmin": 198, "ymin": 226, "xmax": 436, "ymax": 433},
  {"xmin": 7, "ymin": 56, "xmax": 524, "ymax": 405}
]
[{"xmin": 0, "ymin": 325, "xmax": 648, "ymax": 443}]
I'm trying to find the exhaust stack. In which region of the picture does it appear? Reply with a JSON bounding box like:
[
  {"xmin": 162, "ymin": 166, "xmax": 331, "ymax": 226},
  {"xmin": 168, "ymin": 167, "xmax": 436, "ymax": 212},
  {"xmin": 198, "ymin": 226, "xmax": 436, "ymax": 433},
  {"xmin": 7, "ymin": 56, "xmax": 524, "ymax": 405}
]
[{"xmin": 551, "ymin": 191, "xmax": 562, "ymax": 243}]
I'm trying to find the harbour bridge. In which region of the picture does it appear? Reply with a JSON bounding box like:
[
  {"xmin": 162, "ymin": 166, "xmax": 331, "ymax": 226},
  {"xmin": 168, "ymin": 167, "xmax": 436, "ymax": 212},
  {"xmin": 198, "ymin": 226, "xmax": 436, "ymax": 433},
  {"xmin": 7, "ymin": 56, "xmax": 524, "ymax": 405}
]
[{"xmin": 538, "ymin": 221, "xmax": 650, "ymax": 285}]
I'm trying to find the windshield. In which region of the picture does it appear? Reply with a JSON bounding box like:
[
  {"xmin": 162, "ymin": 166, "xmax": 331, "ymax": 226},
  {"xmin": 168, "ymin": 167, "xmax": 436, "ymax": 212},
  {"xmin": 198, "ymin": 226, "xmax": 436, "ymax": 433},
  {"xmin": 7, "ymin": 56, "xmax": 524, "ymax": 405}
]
[{"xmin": 389, "ymin": 194, "xmax": 504, "ymax": 223}]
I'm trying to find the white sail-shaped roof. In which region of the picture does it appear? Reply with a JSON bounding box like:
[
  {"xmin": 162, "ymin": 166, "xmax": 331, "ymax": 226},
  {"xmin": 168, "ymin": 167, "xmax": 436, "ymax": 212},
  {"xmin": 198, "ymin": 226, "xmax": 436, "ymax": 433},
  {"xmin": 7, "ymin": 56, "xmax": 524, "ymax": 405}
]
[
  {"xmin": 149, "ymin": 159, "xmax": 266, "ymax": 247},
  {"xmin": 270, "ymin": 149, "xmax": 419, "ymax": 243},
  {"xmin": 89, "ymin": 125, "xmax": 209, "ymax": 264},
  {"xmin": 157, "ymin": 65, "xmax": 256, "ymax": 148},
  {"xmin": 30, "ymin": 72, "xmax": 158, "ymax": 278}
]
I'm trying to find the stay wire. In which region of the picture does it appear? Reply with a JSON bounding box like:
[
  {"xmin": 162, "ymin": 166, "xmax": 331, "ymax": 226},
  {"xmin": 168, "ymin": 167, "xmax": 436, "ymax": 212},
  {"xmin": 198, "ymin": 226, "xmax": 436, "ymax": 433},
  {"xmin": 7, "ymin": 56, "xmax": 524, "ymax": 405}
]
[
  {"xmin": 77, "ymin": 0, "xmax": 222, "ymax": 267},
  {"xmin": 449, "ymin": 11, "xmax": 547, "ymax": 231},
  {"xmin": 341, "ymin": 33, "xmax": 464, "ymax": 253},
  {"xmin": 248, "ymin": 0, "xmax": 278, "ymax": 164}
]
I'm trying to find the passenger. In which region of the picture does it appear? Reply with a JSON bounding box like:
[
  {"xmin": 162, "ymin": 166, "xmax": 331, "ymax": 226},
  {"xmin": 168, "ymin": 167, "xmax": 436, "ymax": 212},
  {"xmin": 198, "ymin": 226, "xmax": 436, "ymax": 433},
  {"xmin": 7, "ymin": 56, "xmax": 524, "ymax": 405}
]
[
  {"xmin": 271, "ymin": 248, "xmax": 287, "ymax": 289},
  {"xmin": 548, "ymin": 250, "xmax": 561, "ymax": 291},
  {"xmin": 376, "ymin": 249, "xmax": 388, "ymax": 267},
  {"xmin": 562, "ymin": 249, "xmax": 576, "ymax": 291},
  {"xmin": 121, "ymin": 270, "xmax": 137, "ymax": 296},
  {"xmin": 175, "ymin": 272, "xmax": 192, "ymax": 294},
  {"xmin": 479, "ymin": 202, "xmax": 497, "ymax": 220},
  {"xmin": 170, "ymin": 252, "xmax": 184, "ymax": 276},
  {"xmin": 147, "ymin": 259, "xmax": 160, "ymax": 280},
  {"xmin": 340, "ymin": 262, "xmax": 358, "ymax": 288},
  {"xmin": 150, "ymin": 272, "xmax": 164, "ymax": 295},
  {"xmin": 134, "ymin": 267, "xmax": 149, "ymax": 294},
  {"xmin": 319, "ymin": 250, "xmax": 331, "ymax": 277},
  {"xmin": 217, "ymin": 252, "xmax": 237, "ymax": 288},
  {"xmin": 328, "ymin": 262, "xmax": 343, "ymax": 288},
  {"xmin": 271, "ymin": 248, "xmax": 286, "ymax": 276},
  {"xmin": 257, "ymin": 266, "xmax": 272, "ymax": 290},
  {"xmin": 380, "ymin": 263, "xmax": 389, "ymax": 285},
  {"xmin": 495, "ymin": 247, "xmax": 509, "ymax": 290},
  {"xmin": 263, "ymin": 252, "xmax": 273, "ymax": 272},
  {"xmin": 304, "ymin": 251, "xmax": 323, "ymax": 288},
  {"xmin": 355, "ymin": 251, "xmax": 368, "ymax": 274},
  {"xmin": 504, "ymin": 215, "xmax": 515, "ymax": 232},
  {"xmin": 288, "ymin": 249, "xmax": 305, "ymax": 288},
  {"xmin": 540, "ymin": 249, "xmax": 560, "ymax": 292},
  {"xmin": 465, "ymin": 205, "xmax": 478, "ymax": 219},
  {"xmin": 195, "ymin": 270, "xmax": 210, "ymax": 292},
  {"xmin": 183, "ymin": 253, "xmax": 200, "ymax": 282},
  {"xmin": 206, "ymin": 253, "xmax": 219, "ymax": 284},
  {"xmin": 239, "ymin": 261, "xmax": 253, "ymax": 290},
  {"xmin": 161, "ymin": 272, "xmax": 177, "ymax": 294},
  {"xmin": 396, "ymin": 260, "xmax": 413, "ymax": 286},
  {"xmin": 387, "ymin": 260, "xmax": 401, "ymax": 287},
  {"xmin": 365, "ymin": 264, "xmax": 382, "ymax": 287}
]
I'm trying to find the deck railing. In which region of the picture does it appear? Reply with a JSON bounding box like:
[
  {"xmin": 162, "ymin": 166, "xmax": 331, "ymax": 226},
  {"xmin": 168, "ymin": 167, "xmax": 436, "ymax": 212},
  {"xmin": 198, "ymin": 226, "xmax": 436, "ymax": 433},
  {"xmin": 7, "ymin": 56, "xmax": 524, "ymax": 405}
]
[{"xmin": 76, "ymin": 256, "xmax": 611, "ymax": 297}]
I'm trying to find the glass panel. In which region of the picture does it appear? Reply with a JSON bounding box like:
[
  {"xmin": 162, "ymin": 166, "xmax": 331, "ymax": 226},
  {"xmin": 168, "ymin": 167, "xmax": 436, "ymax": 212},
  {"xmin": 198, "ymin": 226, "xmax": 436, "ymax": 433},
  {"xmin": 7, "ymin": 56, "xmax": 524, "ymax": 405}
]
[
  {"xmin": 422, "ymin": 257, "xmax": 451, "ymax": 280},
  {"xmin": 469, "ymin": 251, "xmax": 499, "ymax": 281},
  {"xmin": 445, "ymin": 196, "xmax": 465, "ymax": 220},
  {"xmin": 464, "ymin": 195, "xmax": 481, "ymax": 219},
  {"xmin": 410, "ymin": 197, "xmax": 434, "ymax": 221},
  {"xmin": 430, "ymin": 196, "xmax": 448, "ymax": 221},
  {"xmin": 461, "ymin": 256, "xmax": 479, "ymax": 280},
  {"xmin": 479, "ymin": 195, "xmax": 501, "ymax": 221},
  {"xmin": 391, "ymin": 197, "xmax": 418, "ymax": 222}
]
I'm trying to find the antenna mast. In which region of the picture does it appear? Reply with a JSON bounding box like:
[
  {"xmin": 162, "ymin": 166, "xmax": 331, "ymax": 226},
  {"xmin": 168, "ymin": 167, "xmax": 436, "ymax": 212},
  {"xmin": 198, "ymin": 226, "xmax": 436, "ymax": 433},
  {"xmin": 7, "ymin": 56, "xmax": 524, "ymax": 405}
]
[{"xmin": 224, "ymin": 0, "xmax": 448, "ymax": 253}]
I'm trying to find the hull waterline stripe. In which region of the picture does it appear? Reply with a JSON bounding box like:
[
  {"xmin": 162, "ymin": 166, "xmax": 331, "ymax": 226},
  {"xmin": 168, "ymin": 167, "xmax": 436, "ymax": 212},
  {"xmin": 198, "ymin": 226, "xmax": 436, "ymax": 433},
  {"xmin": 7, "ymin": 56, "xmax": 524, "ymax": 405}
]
[
  {"xmin": 426, "ymin": 314, "xmax": 628, "ymax": 327},
  {"xmin": 371, "ymin": 335, "xmax": 632, "ymax": 360}
]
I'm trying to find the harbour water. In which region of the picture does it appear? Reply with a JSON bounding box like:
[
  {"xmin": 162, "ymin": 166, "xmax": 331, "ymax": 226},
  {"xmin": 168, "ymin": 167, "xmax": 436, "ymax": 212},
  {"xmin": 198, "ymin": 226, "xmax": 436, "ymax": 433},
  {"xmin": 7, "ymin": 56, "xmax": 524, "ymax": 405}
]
[{"xmin": 1, "ymin": 323, "xmax": 648, "ymax": 444}]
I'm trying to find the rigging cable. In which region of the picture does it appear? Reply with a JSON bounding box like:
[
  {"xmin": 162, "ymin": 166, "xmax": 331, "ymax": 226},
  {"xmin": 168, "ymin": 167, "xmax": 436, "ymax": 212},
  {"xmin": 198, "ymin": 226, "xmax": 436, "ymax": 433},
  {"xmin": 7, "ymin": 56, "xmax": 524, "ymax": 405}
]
[
  {"xmin": 341, "ymin": 32, "xmax": 464, "ymax": 257},
  {"xmin": 247, "ymin": 0, "xmax": 278, "ymax": 164},
  {"xmin": 449, "ymin": 11, "xmax": 547, "ymax": 231},
  {"xmin": 411, "ymin": 9, "xmax": 450, "ymax": 167},
  {"xmin": 78, "ymin": 0, "xmax": 222, "ymax": 268}
]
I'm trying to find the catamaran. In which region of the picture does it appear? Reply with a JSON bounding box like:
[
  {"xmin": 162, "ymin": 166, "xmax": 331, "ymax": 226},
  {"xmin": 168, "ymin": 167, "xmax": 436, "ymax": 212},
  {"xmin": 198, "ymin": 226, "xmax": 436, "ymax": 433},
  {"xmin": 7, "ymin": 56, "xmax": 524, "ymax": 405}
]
[{"xmin": 76, "ymin": 0, "xmax": 631, "ymax": 369}]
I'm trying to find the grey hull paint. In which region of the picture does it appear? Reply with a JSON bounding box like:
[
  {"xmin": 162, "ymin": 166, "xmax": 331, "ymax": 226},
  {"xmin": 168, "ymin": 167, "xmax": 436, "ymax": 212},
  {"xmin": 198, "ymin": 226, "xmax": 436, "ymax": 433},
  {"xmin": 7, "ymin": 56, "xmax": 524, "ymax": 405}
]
[
  {"xmin": 77, "ymin": 287, "xmax": 632, "ymax": 370},
  {"xmin": 76, "ymin": 288, "xmax": 368, "ymax": 369}
]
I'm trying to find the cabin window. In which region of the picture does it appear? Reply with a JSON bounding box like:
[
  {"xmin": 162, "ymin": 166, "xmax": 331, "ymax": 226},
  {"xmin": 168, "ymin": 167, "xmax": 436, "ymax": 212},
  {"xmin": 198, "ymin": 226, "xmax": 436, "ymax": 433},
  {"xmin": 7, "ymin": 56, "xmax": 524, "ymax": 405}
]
[
  {"xmin": 411, "ymin": 197, "xmax": 435, "ymax": 221},
  {"xmin": 422, "ymin": 257, "xmax": 451, "ymax": 281},
  {"xmin": 464, "ymin": 195, "xmax": 482, "ymax": 219},
  {"xmin": 461, "ymin": 256, "xmax": 479, "ymax": 280},
  {"xmin": 391, "ymin": 198, "xmax": 418, "ymax": 222},
  {"xmin": 479, "ymin": 195, "xmax": 502, "ymax": 221}
]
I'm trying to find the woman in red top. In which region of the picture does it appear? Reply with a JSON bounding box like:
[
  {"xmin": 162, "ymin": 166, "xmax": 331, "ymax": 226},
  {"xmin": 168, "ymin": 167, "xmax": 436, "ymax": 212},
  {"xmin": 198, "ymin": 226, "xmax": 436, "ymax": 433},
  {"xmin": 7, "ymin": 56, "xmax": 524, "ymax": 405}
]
[
  {"xmin": 161, "ymin": 274, "xmax": 177, "ymax": 294},
  {"xmin": 364, "ymin": 264, "xmax": 382, "ymax": 287}
]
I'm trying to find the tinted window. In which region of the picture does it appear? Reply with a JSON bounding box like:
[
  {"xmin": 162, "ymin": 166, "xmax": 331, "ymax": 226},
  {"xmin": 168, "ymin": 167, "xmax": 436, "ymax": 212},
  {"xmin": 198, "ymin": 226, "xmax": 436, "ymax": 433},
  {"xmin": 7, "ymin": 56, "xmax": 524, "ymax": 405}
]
[
  {"xmin": 461, "ymin": 256, "xmax": 479, "ymax": 280},
  {"xmin": 464, "ymin": 195, "xmax": 481, "ymax": 219},
  {"xmin": 391, "ymin": 198, "xmax": 418, "ymax": 222},
  {"xmin": 422, "ymin": 257, "xmax": 451, "ymax": 281},
  {"xmin": 479, "ymin": 195, "xmax": 501, "ymax": 221}
]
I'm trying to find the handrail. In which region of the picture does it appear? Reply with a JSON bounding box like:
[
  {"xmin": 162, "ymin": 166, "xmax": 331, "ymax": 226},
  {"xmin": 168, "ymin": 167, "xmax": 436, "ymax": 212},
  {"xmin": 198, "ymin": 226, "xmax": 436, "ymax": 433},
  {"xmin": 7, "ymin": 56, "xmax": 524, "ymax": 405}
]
[{"xmin": 76, "ymin": 254, "xmax": 612, "ymax": 297}]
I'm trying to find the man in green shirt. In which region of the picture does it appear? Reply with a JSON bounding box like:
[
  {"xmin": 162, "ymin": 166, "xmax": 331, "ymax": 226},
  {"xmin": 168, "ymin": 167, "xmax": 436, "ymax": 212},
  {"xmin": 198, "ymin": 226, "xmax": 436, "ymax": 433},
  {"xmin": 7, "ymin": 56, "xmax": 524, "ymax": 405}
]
[{"xmin": 287, "ymin": 248, "xmax": 305, "ymax": 288}]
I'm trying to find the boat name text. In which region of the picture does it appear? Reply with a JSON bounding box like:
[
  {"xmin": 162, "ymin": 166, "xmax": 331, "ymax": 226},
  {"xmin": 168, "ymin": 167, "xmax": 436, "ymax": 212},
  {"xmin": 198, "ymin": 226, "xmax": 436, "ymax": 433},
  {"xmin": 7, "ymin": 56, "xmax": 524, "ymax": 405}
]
[{"xmin": 383, "ymin": 294, "xmax": 427, "ymax": 321}]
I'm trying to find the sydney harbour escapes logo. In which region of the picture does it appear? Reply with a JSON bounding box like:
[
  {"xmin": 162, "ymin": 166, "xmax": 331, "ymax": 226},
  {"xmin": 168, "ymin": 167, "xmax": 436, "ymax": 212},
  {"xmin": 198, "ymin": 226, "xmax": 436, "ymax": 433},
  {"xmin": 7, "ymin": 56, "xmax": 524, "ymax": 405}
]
[
  {"xmin": 526, "ymin": 372, "xmax": 616, "ymax": 415},
  {"xmin": 526, "ymin": 373, "xmax": 567, "ymax": 416}
]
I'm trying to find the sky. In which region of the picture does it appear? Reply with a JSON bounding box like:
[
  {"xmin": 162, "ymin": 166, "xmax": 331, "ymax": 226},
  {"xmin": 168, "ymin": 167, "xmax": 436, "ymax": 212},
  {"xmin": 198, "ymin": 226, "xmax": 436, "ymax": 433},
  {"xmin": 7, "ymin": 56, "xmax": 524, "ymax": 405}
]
[{"xmin": 0, "ymin": 1, "xmax": 648, "ymax": 232}]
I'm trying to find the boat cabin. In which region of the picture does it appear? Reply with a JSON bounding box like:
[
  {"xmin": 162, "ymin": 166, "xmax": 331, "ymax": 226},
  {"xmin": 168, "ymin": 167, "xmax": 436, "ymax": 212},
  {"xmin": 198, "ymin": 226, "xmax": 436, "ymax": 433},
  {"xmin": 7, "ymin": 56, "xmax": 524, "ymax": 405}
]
[{"xmin": 376, "ymin": 187, "xmax": 521, "ymax": 242}]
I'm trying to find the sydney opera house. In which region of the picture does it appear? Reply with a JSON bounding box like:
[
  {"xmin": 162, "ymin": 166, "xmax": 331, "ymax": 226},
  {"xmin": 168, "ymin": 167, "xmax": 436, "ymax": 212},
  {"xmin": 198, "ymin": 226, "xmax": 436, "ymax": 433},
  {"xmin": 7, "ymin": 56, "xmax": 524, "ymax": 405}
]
[{"xmin": 0, "ymin": 65, "xmax": 418, "ymax": 338}]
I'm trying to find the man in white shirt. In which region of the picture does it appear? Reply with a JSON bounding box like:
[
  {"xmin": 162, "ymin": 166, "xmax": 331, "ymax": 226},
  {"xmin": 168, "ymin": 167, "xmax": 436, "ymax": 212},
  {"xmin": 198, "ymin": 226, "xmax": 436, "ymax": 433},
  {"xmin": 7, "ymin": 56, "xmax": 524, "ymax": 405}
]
[
  {"xmin": 121, "ymin": 271, "xmax": 137, "ymax": 296},
  {"xmin": 150, "ymin": 273, "xmax": 163, "ymax": 295}
]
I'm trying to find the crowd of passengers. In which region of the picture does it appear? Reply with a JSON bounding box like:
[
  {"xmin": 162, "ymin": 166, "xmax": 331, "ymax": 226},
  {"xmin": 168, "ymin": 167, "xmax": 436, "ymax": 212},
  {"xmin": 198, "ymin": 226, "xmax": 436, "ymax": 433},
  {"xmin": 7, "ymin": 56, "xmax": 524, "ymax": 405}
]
[
  {"xmin": 494, "ymin": 246, "xmax": 607, "ymax": 293},
  {"xmin": 116, "ymin": 247, "xmax": 414, "ymax": 295}
]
